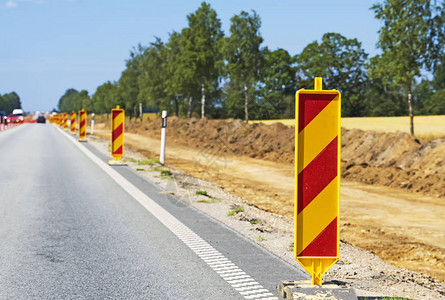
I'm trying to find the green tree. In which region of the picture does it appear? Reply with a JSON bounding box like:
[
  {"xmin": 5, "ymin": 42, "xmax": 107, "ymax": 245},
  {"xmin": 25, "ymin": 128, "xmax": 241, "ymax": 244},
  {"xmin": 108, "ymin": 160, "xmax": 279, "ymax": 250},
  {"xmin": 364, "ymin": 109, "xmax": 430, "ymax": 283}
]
[
  {"xmin": 423, "ymin": 89, "xmax": 445, "ymax": 114},
  {"xmin": 296, "ymin": 32, "xmax": 368, "ymax": 117},
  {"xmin": 223, "ymin": 10, "xmax": 264, "ymax": 122},
  {"xmin": 259, "ymin": 48, "xmax": 296, "ymax": 119},
  {"xmin": 58, "ymin": 89, "xmax": 91, "ymax": 113},
  {"xmin": 371, "ymin": 0, "xmax": 445, "ymax": 134},
  {"xmin": 119, "ymin": 46, "xmax": 143, "ymax": 119},
  {"xmin": 0, "ymin": 92, "xmax": 21, "ymax": 114},
  {"xmin": 181, "ymin": 2, "xmax": 224, "ymax": 118},
  {"xmin": 138, "ymin": 38, "xmax": 169, "ymax": 113},
  {"xmin": 58, "ymin": 89, "xmax": 79, "ymax": 113},
  {"xmin": 165, "ymin": 31, "xmax": 188, "ymax": 117}
]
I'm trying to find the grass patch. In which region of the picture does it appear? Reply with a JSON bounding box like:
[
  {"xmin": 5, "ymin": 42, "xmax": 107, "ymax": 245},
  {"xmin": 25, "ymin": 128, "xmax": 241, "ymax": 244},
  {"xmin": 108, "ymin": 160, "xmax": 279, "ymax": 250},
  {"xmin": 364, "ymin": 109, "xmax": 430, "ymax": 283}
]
[
  {"xmin": 358, "ymin": 297, "xmax": 411, "ymax": 300},
  {"xmin": 257, "ymin": 235, "xmax": 266, "ymax": 242},
  {"xmin": 250, "ymin": 220, "xmax": 259, "ymax": 225},
  {"xmin": 125, "ymin": 157, "xmax": 137, "ymax": 163},
  {"xmin": 287, "ymin": 242, "xmax": 294, "ymax": 252},
  {"xmin": 197, "ymin": 198, "xmax": 220, "ymax": 204},
  {"xmin": 228, "ymin": 207, "xmax": 244, "ymax": 216},
  {"xmin": 136, "ymin": 168, "xmax": 145, "ymax": 171},
  {"xmin": 344, "ymin": 261, "xmax": 353, "ymax": 265},
  {"xmin": 149, "ymin": 167, "xmax": 164, "ymax": 172},
  {"xmin": 138, "ymin": 158, "xmax": 160, "ymax": 165},
  {"xmin": 160, "ymin": 170, "xmax": 172, "ymax": 176},
  {"xmin": 196, "ymin": 190, "xmax": 208, "ymax": 196}
]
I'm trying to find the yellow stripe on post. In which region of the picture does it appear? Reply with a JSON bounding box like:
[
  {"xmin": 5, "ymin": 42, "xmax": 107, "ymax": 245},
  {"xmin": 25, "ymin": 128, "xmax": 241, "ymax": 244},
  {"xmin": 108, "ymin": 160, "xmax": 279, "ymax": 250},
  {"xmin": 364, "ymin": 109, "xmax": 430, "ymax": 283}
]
[{"xmin": 297, "ymin": 98, "xmax": 339, "ymax": 173}]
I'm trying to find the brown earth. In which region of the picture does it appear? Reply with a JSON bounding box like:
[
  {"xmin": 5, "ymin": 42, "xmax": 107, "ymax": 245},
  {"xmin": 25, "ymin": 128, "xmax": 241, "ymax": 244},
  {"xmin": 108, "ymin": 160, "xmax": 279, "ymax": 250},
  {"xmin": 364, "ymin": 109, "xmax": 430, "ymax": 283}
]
[{"xmin": 94, "ymin": 117, "xmax": 445, "ymax": 282}]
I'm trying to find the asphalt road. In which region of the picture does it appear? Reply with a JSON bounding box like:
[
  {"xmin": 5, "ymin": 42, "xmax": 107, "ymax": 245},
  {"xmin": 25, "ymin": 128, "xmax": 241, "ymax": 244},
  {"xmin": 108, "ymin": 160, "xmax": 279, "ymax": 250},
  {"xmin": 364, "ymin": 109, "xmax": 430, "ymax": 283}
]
[{"xmin": 0, "ymin": 123, "xmax": 307, "ymax": 299}]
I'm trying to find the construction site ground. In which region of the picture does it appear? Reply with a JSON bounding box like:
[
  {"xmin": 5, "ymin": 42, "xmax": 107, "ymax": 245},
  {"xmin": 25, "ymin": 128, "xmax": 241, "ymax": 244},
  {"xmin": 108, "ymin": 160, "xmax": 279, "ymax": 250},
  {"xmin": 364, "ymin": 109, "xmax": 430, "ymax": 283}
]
[{"xmin": 91, "ymin": 117, "xmax": 444, "ymax": 298}]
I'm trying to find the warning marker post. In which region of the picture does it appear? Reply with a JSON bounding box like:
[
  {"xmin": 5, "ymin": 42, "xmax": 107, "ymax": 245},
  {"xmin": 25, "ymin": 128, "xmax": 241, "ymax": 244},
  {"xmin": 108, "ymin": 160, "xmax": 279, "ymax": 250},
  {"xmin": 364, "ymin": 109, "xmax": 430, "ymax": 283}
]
[
  {"xmin": 63, "ymin": 112, "xmax": 68, "ymax": 130},
  {"xmin": 295, "ymin": 77, "xmax": 341, "ymax": 285},
  {"xmin": 108, "ymin": 105, "xmax": 126, "ymax": 165},
  {"xmin": 70, "ymin": 111, "xmax": 76, "ymax": 134},
  {"xmin": 78, "ymin": 109, "xmax": 87, "ymax": 142}
]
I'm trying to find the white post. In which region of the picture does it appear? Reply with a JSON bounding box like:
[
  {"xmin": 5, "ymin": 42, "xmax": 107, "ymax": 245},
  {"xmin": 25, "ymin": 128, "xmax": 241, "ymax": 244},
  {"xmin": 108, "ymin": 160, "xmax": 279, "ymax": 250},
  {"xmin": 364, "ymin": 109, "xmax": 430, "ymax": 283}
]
[
  {"xmin": 91, "ymin": 113, "xmax": 95, "ymax": 135},
  {"xmin": 160, "ymin": 110, "xmax": 167, "ymax": 165}
]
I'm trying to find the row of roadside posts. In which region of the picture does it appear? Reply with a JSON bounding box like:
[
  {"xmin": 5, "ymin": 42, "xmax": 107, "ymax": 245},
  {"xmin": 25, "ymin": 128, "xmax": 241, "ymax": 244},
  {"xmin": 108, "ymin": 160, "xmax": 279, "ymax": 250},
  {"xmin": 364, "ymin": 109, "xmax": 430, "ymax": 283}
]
[
  {"xmin": 54, "ymin": 106, "xmax": 167, "ymax": 167},
  {"xmin": 56, "ymin": 79, "xmax": 341, "ymax": 289},
  {"xmin": 54, "ymin": 109, "xmax": 88, "ymax": 142}
]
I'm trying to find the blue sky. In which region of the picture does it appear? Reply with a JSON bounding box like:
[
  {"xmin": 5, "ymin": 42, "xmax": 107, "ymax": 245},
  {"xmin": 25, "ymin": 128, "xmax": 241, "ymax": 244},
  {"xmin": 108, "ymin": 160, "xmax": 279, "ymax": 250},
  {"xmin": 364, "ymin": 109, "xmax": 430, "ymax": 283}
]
[{"xmin": 0, "ymin": 0, "xmax": 381, "ymax": 112}]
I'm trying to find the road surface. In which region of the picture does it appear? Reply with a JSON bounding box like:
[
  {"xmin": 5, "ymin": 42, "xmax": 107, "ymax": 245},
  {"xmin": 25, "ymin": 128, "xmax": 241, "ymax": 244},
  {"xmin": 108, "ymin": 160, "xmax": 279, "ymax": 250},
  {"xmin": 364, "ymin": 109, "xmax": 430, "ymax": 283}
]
[{"xmin": 0, "ymin": 124, "xmax": 307, "ymax": 299}]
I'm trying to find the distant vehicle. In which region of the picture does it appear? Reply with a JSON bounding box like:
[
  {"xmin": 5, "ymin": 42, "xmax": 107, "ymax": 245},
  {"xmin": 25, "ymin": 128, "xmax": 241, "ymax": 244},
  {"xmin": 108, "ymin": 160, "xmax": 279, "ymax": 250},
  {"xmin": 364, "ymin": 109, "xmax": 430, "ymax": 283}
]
[
  {"xmin": 7, "ymin": 113, "xmax": 24, "ymax": 123},
  {"xmin": 12, "ymin": 109, "xmax": 24, "ymax": 115},
  {"xmin": 7, "ymin": 108, "xmax": 24, "ymax": 123},
  {"xmin": 37, "ymin": 115, "xmax": 46, "ymax": 123}
]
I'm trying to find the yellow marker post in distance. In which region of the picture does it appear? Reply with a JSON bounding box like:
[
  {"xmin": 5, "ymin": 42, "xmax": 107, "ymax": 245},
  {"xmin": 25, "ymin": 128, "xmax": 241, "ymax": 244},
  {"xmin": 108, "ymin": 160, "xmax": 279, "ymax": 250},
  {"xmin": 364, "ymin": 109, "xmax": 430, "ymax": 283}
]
[
  {"xmin": 63, "ymin": 112, "xmax": 68, "ymax": 130},
  {"xmin": 70, "ymin": 111, "xmax": 76, "ymax": 134},
  {"xmin": 78, "ymin": 109, "xmax": 87, "ymax": 142},
  {"xmin": 295, "ymin": 77, "xmax": 341, "ymax": 285},
  {"xmin": 109, "ymin": 105, "xmax": 126, "ymax": 165}
]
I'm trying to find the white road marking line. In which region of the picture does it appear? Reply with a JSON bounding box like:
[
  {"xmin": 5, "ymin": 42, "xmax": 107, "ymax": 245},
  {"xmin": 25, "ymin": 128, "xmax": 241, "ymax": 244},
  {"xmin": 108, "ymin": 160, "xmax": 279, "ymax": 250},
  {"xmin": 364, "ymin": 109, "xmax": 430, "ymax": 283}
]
[
  {"xmin": 203, "ymin": 257, "xmax": 231, "ymax": 263},
  {"xmin": 235, "ymin": 285, "xmax": 264, "ymax": 292},
  {"xmin": 244, "ymin": 293, "xmax": 275, "ymax": 299},
  {"xmin": 223, "ymin": 275, "xmax": 252, "ymax": 281},
  {"xmin": 228, "ymin": 278, "xmax": 257, "ymax": 284},
  {"xmin": 57, "ymin": 127, "xmax": 278, "ymax": 300},
  {"xmin": 232, "ymin": 281, "xmax": 260, "ymax": 288},
  {"xmin": 216, "ymin": 268, "xmax": 242, "ymax": 274},
  {"xmin": 220, "ymin": 271, "xmax": 246, "ymax": 277},
  {"xmin": 240, "ymin": 289, "xmax": 269, "ymax": 296}
]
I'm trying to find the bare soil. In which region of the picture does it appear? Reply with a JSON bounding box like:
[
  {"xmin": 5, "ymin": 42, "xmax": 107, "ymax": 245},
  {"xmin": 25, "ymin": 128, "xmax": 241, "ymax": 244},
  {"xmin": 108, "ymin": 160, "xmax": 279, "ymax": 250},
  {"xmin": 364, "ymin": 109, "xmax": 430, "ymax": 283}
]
[{"xmin": 94, "ymin": 117, "xmax": 445, "ymax": 286}]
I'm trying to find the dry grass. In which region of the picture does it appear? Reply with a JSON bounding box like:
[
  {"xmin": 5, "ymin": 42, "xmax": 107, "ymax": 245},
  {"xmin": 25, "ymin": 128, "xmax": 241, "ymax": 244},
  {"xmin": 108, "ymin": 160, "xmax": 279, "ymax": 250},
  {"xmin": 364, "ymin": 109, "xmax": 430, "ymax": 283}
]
[
  {"xmin": 254, "ymin": 115, "xmax": 445, "ymax": 141},
  {"xmin": 341, "ymin": 115, "xmax": 445, "ymax": 140}
]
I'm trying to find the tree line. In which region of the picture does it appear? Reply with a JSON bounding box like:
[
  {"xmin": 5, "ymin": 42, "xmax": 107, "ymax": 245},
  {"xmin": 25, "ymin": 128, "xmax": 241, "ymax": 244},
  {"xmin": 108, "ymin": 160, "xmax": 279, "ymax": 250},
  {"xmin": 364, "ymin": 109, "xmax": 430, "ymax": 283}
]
[
  {"xmin": 57, "ymin": 0, "xmax": 445, "ymax": 125},
  {"xmin": 0, "ymin": 92, "xmax": 22, "ymax": 114}
]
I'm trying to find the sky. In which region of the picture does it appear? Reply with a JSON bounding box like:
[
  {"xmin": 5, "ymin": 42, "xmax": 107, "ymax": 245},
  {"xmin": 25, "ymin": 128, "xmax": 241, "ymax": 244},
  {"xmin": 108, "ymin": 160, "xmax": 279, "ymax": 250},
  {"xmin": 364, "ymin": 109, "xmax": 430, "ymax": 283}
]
[{"xmin": 0, "ymin": 0, "xmax": 382, "ymax": 112}]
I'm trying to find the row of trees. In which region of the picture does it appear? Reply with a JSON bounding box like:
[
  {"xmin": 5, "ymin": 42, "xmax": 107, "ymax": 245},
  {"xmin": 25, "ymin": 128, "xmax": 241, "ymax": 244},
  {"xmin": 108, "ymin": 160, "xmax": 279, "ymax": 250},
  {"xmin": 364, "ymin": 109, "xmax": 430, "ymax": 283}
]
[
  {"xmin": 57, "ymin": 0, "xmax": 445, "ymax": 128},
  {"xmin": 0, "ymin": 92, "xmax": 22, "ymax": 114}
]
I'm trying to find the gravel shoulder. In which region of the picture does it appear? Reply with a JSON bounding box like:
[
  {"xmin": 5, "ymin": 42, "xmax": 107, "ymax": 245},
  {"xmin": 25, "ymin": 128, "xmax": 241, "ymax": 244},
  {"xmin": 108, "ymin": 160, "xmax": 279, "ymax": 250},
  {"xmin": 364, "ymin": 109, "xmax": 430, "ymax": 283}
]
[{"xmin": 86, "ymin": 134, "xmax": 445, "ymax": 300}]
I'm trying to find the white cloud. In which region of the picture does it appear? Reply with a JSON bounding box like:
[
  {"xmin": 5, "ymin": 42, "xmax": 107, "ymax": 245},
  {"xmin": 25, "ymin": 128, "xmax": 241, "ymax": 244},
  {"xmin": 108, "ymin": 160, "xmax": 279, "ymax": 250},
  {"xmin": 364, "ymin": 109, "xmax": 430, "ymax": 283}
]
[{"xmin": 5, "ymin": 1, "xmax": 18, "ymax": 8}]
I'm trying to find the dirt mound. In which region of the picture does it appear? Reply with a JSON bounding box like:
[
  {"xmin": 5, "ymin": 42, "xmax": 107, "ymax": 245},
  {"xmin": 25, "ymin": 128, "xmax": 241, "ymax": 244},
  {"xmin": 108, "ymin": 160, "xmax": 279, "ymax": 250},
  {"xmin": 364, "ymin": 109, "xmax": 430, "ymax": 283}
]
[
  {"xmin": 126, "ymin": 117, "xmax": 296, "ymax": 164},
  {"xmin": 103, "ymin": 117, "xmax": 445, "ymax": 198},
  {"xmin": 341, "ymin": 128, "xmax": 445, "ymax": 197}
]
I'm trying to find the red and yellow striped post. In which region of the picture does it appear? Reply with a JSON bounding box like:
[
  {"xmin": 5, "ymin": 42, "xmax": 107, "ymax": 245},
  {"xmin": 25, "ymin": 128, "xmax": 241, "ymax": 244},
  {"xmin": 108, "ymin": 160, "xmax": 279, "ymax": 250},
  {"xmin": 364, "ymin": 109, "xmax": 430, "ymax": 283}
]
[
  {"xmin": 63, "ymin": 112, "xmax": 68, "ymax": 130},
  {"xmin": 78, "ymin": 109, "xmax": 87, "ymax": 141},
  {"xmin": 109, "ymin": 105, "xmax": 125, "ymax": 164},
  {"xmin": 295, "ymin": 77, "xmax": 341, "ymax": 285},
  {"xmin": 70, "ymin": 111, "xmax": 76, "ymax": 134}
]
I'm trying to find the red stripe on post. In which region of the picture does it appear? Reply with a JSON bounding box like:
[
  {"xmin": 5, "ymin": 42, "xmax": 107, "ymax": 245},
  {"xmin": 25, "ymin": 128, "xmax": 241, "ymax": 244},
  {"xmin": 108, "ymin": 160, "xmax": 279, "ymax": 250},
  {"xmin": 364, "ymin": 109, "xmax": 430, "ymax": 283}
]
[
  {"xmin": 80, "ymin": 120, "xmax": 86, "ymax": 128},
  {"xmin": 112, "ymin": 111, "xmax": 122, "ymax": 118},
  {"xmin": 298, "ymin": 217, "xmax": 337, "ymax": 257},
  {"xmin": 298, "ymin": 93, "xmax": 337, "ymax": 133},
  {"xmin": 113, "ymin": 145, "xmax": 123, "ymax": 155},
  {"xmin": 113, "ymin": 123, "xmax": 123, "ymax": 139},
  {"xmin": 297, "ymin": 136, "xmax": 338, "ymax": 214}
]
